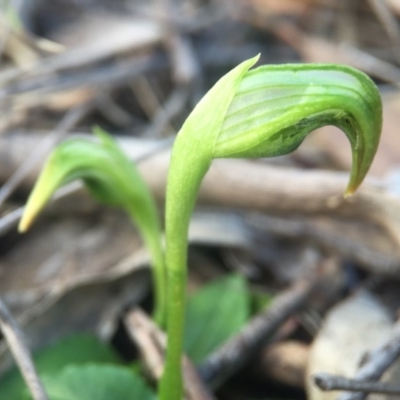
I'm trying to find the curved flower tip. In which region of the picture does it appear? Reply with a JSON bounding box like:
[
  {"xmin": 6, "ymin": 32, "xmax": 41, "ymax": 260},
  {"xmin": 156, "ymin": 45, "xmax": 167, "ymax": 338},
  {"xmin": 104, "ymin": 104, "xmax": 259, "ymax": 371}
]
[
  {"xmin": 18, "ymin": 130, "xmax": 121, "ymax": 234},
  {"xmin": 18, "ymin": 161, "xmax": 62, "ymax": 233},
  {"xmin": 19, "ymin": 211, "xmax": 34, "ymax": 233},
  {"xmin": 214, "ymin": 62, "xmax": 382, "ymax": 196},
  {"xmin": 344, "ymin": 183, "xmax": 358, "ymax": 198},
  {"xmin": 18, "ymin": 130, "xmax": 127, "ymax": 234},
  {"xmin": 19, "ymin": 207, "xmax": 37, "ymax": 233},
  {"xmin": 344, "ymin": 136, "xmax": 380, "ymax": 197}
]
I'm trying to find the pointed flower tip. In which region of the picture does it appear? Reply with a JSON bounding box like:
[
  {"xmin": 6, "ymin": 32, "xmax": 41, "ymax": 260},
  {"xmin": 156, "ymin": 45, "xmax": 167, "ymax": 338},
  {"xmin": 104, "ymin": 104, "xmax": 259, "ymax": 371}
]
[
  {"xmin": 18, "ymin": 182, "xmax": 53, "ymax": 234},
  {"xmin": 19, "ymin": 195, "xmax": 44, "ymax": 232},
  {"xmin": 18, "ymin": 213, "xmax": 32, "ymax": 233},
  {"xmin": 344, "ymin": 185, "xmax": 357, "ymax": 198}
]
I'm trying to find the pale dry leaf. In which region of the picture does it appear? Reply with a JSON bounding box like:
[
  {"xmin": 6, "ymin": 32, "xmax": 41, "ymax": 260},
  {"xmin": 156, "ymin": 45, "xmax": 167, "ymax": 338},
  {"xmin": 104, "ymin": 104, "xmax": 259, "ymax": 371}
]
[{"xmin": 307, "ymin": 291, "xmax": 400, "ymax": 400}]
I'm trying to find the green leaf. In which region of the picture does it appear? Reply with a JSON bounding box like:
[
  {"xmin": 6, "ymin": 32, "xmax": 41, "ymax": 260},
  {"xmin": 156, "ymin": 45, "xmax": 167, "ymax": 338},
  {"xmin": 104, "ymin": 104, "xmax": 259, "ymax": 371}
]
[
  {"xmin": 42, "ymin": 364, "xmax": 155, "ymax": 400},
  {"xmin": 184, "ymin": 274, "xmax": 250, "ymax": 363},
  {"xmin": 0, "ymin": 334, "xmax": 120, "ymax": 400}
]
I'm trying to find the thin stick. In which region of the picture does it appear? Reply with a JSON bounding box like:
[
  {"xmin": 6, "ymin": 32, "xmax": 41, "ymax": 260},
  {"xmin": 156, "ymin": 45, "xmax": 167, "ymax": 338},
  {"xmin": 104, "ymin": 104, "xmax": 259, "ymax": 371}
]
[
  {"xmin": 125, "ymin": 308, "xmax": 216, "ymax": 400},
  {"xmin": 198, "ymin": 277, "xmax": 317, "ymax": 388},
  {"xmin": 0, "ymin": 297, "xmax": 48, "ymax": 400},
  {"xmin": 314, "ymin": 372, "xmax": 400, "ymax": 396},
  {"xmin": 337, "ymin": 322, "xmax": 400, "ymax": 400}
]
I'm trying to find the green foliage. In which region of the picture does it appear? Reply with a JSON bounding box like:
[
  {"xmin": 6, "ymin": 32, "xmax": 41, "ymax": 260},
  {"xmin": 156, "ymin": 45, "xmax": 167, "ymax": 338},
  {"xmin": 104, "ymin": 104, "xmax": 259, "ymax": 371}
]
[
  {"xmin": 160, "ymin": 56, "xmax": 383, "ymax": 400},
  {"xmin": 184, "ymin": 274, "xmax": 250, "ymax": 363},
  {"xmin": 0, "ymin": 334, "xmax": 120, "ymax": 400},
  {"xmin": 19, "ymin": 128, "xmax": 166, "ymax": 326},
  {"xmin": 42, "ymin": 364, "xmax": 155, "ymax": 400}
]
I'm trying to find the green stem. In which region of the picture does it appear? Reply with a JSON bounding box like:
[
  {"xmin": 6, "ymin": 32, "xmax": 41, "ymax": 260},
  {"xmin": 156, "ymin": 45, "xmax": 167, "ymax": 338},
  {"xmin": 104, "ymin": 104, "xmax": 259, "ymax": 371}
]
[
  {"xmin": 159, "ymin": 267, "xmax": 186, "ymax": 400},
  {"xmin": 127, "ymin": 206, "xmax": 166, "ymax": 328},
  {"xmin": 159, "ymin": 59, "xmax": 256, "ymax": 400},
  {"xmin": 159, "ymin": 158, "xmax": 209, "ymax": 399},
  {"xmin": 144, "ymin": 232, "xmax": 166, "ymax": 327},
  {"xmin": 158, "ymin": 188, "xmax": 194, "ymax": 400}
]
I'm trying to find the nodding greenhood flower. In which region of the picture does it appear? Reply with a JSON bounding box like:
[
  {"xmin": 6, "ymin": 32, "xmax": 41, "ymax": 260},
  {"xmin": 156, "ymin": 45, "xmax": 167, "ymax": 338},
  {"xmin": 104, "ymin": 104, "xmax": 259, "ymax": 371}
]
[
  {"xmin": 160, "ymin": 55, "xmax": 382, "ymax": 400},
  {"xmin": 19, "ymin": 128, "xmax": 167, "ymax": 326}
]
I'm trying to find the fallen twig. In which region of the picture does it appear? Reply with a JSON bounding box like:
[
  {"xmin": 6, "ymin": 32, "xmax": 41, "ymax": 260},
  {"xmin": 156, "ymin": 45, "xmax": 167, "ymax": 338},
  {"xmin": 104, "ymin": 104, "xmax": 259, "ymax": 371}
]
[
  {"xmin": 337, "ymin": 322, "xmax": 400, "ymax": 400},
  {"xmin": 124, "ymin": 308, "xmax": 216, "ymax": 400},
  {"xmin": 314, "ymin": 372, "xmax": 400, "ymax": 396},
  {"xmin": 198, "ymin": 276, "xmax": 319, "ymax": 388},
  {"xmin": 0, "ymin": 297, "xmax": 48, "ymax": 400}
]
